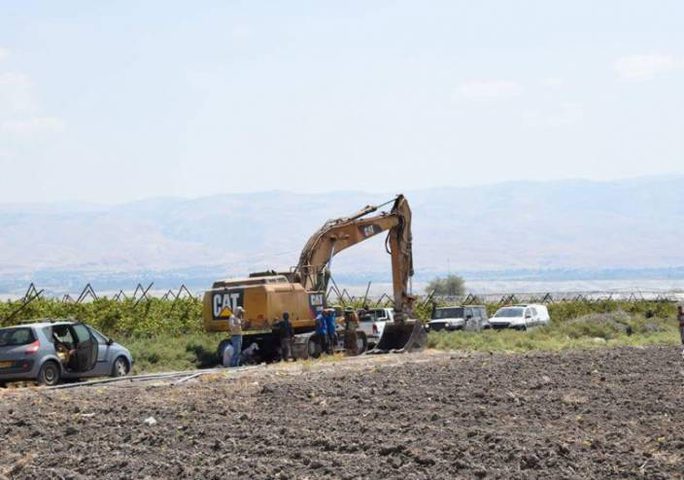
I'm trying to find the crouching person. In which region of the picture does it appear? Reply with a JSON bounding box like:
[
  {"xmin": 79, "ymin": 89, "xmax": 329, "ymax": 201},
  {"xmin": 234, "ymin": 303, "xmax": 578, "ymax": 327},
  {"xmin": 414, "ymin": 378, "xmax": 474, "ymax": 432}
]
[{"xmin": 52, "ymin": 326, "xmax": 76, "ymax": 370}]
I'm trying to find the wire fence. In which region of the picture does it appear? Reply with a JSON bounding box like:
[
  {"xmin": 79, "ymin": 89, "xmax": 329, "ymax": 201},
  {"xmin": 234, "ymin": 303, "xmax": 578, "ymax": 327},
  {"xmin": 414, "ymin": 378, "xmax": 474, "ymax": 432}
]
[{"xmin": 4, "ymin": 282, "xmax": 683, "ymax": 311}]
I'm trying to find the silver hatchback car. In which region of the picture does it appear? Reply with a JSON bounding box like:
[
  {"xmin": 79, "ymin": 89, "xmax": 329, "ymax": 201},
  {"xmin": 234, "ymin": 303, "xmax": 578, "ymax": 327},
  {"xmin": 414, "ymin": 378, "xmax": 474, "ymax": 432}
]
[{"xmin": 0, "ymin": 320, "xmax": 133, "ymax": 386}]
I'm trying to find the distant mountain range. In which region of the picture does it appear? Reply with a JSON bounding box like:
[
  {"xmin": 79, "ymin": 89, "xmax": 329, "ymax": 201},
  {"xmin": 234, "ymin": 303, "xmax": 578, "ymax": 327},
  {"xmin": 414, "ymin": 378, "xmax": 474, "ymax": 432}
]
[{"xmin": 1, "ymin": 176, "xmax": 683, "ymax": 295}]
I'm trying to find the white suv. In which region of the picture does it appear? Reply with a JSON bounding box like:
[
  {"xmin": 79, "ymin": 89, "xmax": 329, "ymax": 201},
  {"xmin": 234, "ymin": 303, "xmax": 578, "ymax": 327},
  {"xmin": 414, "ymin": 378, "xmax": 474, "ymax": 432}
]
[
  {"xmin": 427, "ymin": 305, "xmax": 489, "ymax": 332},
  {"xmin": 489, "ymin": 304, "xmax": 550, "ymax": 330}
]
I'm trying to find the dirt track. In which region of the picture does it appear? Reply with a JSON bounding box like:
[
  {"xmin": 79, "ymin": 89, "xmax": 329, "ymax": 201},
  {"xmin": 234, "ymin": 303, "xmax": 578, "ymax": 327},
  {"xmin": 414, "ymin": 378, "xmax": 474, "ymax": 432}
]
[{"xmin": 1, "ymin": 346, "xmax": 683, "ymax": 479}]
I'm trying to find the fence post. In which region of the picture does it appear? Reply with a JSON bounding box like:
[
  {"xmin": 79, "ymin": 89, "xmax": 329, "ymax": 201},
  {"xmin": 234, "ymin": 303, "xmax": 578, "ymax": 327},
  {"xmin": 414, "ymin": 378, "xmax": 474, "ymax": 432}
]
[{"xmin": 678, "ymin": 304, "xmax": 684, "ymax": 348}]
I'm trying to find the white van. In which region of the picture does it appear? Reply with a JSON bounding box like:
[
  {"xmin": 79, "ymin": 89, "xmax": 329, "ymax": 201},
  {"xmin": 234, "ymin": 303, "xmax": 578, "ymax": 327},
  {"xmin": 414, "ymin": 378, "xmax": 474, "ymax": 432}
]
[{"xmin": 489, "ymin": 304, "xmax": 550, "ymax": 330}]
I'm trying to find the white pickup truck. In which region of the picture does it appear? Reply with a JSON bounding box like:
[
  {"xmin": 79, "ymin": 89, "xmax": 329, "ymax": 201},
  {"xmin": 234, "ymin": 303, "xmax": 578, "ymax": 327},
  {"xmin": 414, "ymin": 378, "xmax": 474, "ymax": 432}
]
[{"xmin": 357, "ymin": 308, "xmax": 394, "ymax": 347}]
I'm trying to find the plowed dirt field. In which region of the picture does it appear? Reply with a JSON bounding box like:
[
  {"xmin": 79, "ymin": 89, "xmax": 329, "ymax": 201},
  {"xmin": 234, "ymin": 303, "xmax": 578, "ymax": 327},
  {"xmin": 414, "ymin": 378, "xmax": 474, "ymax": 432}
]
[{"xmin": 1, "ymin": 346, "xmax": 683, "ymax": 479}]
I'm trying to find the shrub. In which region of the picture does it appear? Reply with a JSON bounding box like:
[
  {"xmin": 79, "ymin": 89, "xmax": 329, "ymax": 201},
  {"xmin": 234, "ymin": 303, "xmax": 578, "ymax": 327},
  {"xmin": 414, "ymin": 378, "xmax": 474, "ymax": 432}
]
[{"xmin": 425, "ymin": 275, "xmax": 466, "ymax": 297}]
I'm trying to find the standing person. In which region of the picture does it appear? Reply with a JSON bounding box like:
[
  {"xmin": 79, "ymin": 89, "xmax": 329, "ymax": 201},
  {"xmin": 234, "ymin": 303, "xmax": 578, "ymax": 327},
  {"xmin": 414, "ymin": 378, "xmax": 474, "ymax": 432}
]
[
  {"xmin": 274, "ymin": 312, "xmax": 294, "ymax": 361},
  {"xmin": 229, "ymin": 306, "xmax": 245, "ymax": 367},
  {"xmin": 324, "ymin": 308, "xmax": 337, "ymax": 354},
  {"xmin": 315, "ymin": 309, "xmax": 329, "ymax": 355},
  {"xmin": 343, "ymin": 307, "xmax": 359, "ymax": 355}
]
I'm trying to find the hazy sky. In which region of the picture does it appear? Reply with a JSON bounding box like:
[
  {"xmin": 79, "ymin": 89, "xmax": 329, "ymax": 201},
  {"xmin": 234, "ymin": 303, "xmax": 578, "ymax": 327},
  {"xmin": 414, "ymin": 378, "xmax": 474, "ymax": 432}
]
[{"xmin": 0, "ymin": 1, "xmax": 682, "ymax": 203}]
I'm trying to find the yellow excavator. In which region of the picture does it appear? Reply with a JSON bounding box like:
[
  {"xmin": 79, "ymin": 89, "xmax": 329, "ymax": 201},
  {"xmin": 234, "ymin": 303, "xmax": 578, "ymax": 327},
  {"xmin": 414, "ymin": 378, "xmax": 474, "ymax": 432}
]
[{"xmin": 201, "ymin": 194, "xmax": 427, "ymax": 361}]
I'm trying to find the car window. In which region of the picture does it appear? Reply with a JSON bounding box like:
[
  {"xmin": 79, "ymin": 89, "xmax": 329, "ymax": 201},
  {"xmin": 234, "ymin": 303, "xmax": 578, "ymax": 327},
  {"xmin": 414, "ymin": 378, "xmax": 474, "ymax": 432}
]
[
  {"xmin": 0, "ymin": 327, "xmax": 36, "ymax": 346},
  {"xmin": 464, "ymin": 307, "xmax": 473, "ymax": 318},
  {"xmin": 71, "ymin": 324, "xmax": 92, "ymax": 343},
  {"xmin": 530, "ymin": 307, "xmax": 537, "ymax": 316}
]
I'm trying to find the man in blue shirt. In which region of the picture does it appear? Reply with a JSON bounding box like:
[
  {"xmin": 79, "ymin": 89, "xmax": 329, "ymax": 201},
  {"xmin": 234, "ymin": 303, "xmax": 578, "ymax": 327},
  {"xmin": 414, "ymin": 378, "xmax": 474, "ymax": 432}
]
[{"xmin": 315, "ymin": 309, "xmax": 328, "ymax": 355}]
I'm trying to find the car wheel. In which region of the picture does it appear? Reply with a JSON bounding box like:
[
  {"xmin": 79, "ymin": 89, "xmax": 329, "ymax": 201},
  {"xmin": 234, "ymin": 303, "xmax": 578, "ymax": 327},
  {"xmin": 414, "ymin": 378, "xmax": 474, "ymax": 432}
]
[
  {"xmin": 38, "ymin": 361, "xmax": 61, "ymax": 386},
  {"xmin": 111, "ymin": 356, "xmax": 130, "ymax": 377}
]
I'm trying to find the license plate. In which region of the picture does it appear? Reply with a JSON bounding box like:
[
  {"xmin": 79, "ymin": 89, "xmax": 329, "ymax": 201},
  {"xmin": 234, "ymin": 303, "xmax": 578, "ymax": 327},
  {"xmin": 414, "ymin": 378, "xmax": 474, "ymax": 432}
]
[{"xmin": 0, "ymin": 361, "xmax": 12, "ymax": 369}]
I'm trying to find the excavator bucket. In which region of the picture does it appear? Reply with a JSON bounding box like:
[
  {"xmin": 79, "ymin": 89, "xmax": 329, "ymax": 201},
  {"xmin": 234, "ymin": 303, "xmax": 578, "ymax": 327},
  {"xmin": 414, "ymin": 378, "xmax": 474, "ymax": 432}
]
[{"xmin": 368, "ymin": 320, "xmax": 427, "ymax": 354}]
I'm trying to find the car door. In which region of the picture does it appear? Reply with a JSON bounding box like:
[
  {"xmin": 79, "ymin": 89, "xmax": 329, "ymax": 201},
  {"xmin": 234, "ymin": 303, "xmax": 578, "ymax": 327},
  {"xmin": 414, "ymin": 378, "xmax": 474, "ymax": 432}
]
[
  {"xmin": 88, "ymin": 327, "xmax": 112, "ymax": 376},
  {"xmin": 523, "ymin": 308, "xmax": 532, "ymax": 327},
  {"xmin": 529, "ymin": 307, "xmax": 538, "ymax": 326},
  {"xmin": 464, "ymin": 307, "xmax": 474, "ymax": 329},
  {"xmin": 476, "ymin": 307, "xmax": 487, "ymax": 329},
  {"xmin": 69, "ymin": 323, "xmax": 98, "ymax": 374}
]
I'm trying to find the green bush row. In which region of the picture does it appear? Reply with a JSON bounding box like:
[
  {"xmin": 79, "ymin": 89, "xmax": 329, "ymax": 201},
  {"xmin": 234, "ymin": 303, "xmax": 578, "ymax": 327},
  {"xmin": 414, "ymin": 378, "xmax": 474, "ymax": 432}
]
[
  {"xmin": 2, "ymin": 297, "xmax": 678, "ymax": 373},
  {"xmin": 0, "ymin": 297, "xmax": 204, "ymax": 338}
]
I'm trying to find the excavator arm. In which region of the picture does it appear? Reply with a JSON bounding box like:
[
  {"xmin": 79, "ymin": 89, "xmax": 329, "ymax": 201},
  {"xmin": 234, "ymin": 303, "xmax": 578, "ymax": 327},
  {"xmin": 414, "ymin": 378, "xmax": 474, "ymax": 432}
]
[{"xmin": 294, "ymin": 195, "xmax": 415, "ymax": 317}]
